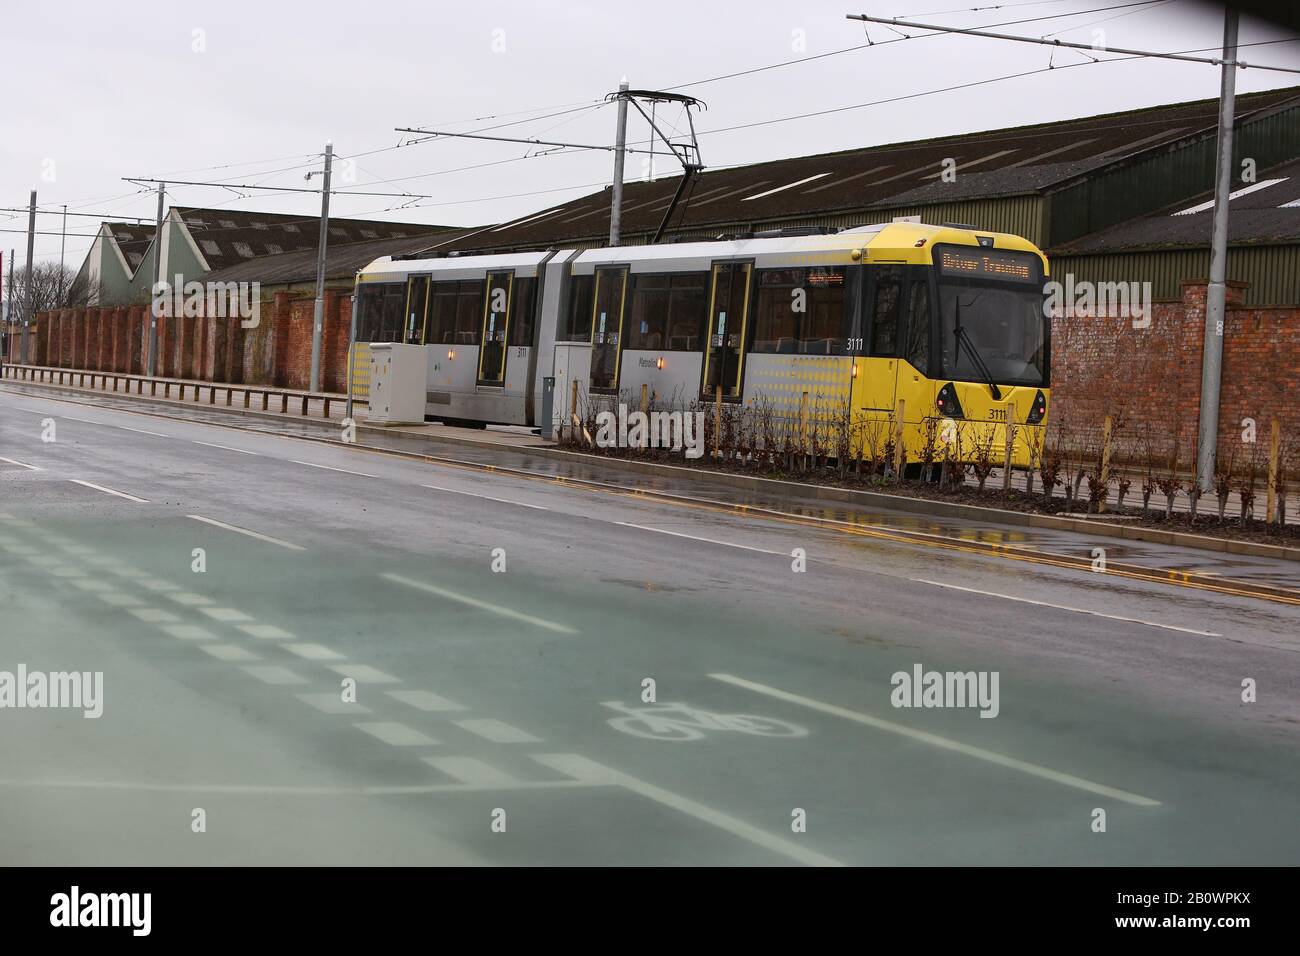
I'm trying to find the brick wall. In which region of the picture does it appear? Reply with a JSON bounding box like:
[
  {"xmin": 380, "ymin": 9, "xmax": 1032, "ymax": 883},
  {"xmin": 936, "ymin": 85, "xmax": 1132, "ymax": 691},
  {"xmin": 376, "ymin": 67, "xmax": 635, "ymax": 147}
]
[
  {"xmin": 1051, "ymin": 280, "xmax": 1299, "ymax": 469},
  {"xmin": 15, "ymin": 291, "xmax": 356, "ymax": 394}
]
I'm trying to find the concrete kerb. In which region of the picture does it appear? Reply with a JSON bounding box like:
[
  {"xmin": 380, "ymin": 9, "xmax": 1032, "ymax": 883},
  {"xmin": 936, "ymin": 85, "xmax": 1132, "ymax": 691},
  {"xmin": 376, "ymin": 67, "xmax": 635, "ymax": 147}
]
[{"xmin": 5, "ymin": 376, "xmax": 1300, "ymax": 570}]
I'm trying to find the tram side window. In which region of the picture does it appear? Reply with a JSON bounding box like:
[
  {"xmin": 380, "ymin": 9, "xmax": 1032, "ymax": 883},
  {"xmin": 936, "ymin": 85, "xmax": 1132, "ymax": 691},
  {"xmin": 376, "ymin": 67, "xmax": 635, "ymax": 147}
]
[
  {"xmin": 558, "ymin": 273, "xmax": 594, "ymax": 342},
  {"xmin": 509, "ymin": 277, "xmax": 537, "ymax": 347},
  {"xmin": 903, "ymin": 278, "xmax": 930, "ymax": 372},
  {"xmin": 355, "ymin": 284, "xmax": 405, "ymax": 343},
  {"xmin": 869, "ymin": 267, "xmax": 904, "ymax": 356},
  {"xmin": 626, "ymin": 273, "xmax": 707, "ymax": 351},
  {"xmin": 426, "ymin": 280, "xmax": 485, "ymax": 346},
  {"xmin": 751, "ymin": 267, "xmax": 847, "ymax": 354}
]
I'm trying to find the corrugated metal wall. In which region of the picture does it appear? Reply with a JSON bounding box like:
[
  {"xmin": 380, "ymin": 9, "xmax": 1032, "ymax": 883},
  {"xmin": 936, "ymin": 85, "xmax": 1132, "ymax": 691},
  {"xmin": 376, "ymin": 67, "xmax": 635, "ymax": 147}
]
[{"xmin": 1050, "ymin": 244, "xmax": 1300, "ymax": 306}]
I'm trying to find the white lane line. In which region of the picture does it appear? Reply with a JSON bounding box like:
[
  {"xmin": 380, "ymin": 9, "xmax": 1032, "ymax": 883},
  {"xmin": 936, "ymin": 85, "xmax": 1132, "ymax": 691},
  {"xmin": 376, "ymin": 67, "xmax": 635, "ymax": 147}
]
[
  {"xmin": 914, "ymin": 579, "xmax": 1222, "ymax": 637},
  {"xmin": 159, "ymin": 624, "xmax": 219, "ymax": 641},
  {"xmin": 96, "ymin": 592, "xmax": 145, "ymax": 608},
  {"xmin": 421, "ymin": 484, "xmax": 549, "ymax": 511},
  {"xmin": 186, "ymin": 514, "xmax": 305, "ymax": 552},
  {"xmin": 354, "ymin": 722, "xmax": 439, "ymax": 747},
  {"xmin": 192, "ymin": 440, "xmax": 259, "ymax": 456},
  {"xmin": 453, "ymin": 718, "xmax": 541, "ymax": 744},
  {"xmin": 67, "ymin": 479, "xmax": 149, "ymax": 503},
  {"xmin": 282, "ymin": 642, "xmax": 345, "ymax": 662},
  {"xmin": 290, "ymin": 460, "xmax": 377, "ymax": 478},
  {"xmin": 385, "ymin": 690, "xmax": 466, "ymax": 713},
  {"xmin": 109, "ymin": 424, "xmax": 170, "ymax": 438},
  {"xmin": 615, "ymin": 521, "xmax": 783, "ymax": 555},
  {"xmin": 129, "ymin": 608, "xmax": 182, "ymax": 624},
  {"xmin": 71, "ymin": 579, "xmax": 112, "ymax": 592},
  {"xmin": 533, "ymin": 753, "xmax": 845, "ymax": 867},
  {"xmin": 199, "ymin": 644, "xmax": 261, "ymax": 662},
  {"xmin": 139, "ymin": 580, "xmax": 180, "ymax": 592},
  {"xmin": 297, "ymin": 692, "xmax": 371, "ymax": 714},
  {"xmin": 198, "ymin": 607, "xmax": 254, "ymax": 623},
  {"xmin": 59, "ymin": 415, "xmax": 104, "ymax": 425},
  {"xmin": 241, "ymin": 665, "xmax": 309, "ymax": 686},
  {"xmin": 0, "ymin": 456, "xmax": 41, "ymax": 471},
  {"xmin": 236, "ymin": 623, "xmax": 295, "ymax": 640},
  {"xmin": 327, "ymin": 664, "xmax": 400, "ymax": 685},
  {"xmin": 710, "ymin": 673, "xmax": 1161, "ymax": 808},
  {"xmin": 165, "ymin": 591, "xmax": 214, "ymax": 606},
  {"xmin": 423, "ymin": 756, "xmax": 518, "ymax": 786},
  {"xmin": 380, "ymin": 573, "xmax": 577, "ymax": 635}
]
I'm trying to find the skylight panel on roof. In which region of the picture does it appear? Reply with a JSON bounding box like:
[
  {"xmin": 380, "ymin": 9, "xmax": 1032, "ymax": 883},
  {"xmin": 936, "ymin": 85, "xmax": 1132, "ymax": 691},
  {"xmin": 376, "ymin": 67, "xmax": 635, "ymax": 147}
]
[
  {"xmin": 1172, "ymin": 178, "xmax": 1288, "ymax": 216},
  {"xmin": 360, "ymin": 229, "xmax": 378, "ymax": 239},
  {"xmin": 200, "ymin": 239, "xmax": 220, "ymax": 256},
  {"xmin": 283, "ymin": 223, "xmax": 300, "ymax": 233},
  {"xmin": 233, "ymin": 242, "xmax": 254, "ymax": 258},
  {"xmin": 219, "ymin": 219, "xmax": 237, "ymax": 229},
  {"xmin": 919, "ymin": 149, "xmax": 1018, "ymax": 180},
  {"xmin": 266, "ymin": 244, "xmax": 283, "ymax": 255},
  {"xmin": 741, "ymin": 174, "xmax": 832, "ymax": 201},
  {"xmin": 251, "ymin": 221, "xmax": 269, "ymax": 230}
]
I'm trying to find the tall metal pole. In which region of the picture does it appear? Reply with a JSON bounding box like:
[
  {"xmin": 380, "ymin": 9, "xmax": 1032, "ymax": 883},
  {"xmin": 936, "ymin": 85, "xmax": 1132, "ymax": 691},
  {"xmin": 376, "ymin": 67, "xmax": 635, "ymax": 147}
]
[
  {"xmin": 309, "ymin": 141, "xmax": 333, "ymax": 394},
  {"xmin": 146, "ymin": 182, "xmax": 165, "ymax": 376},
  {"xmin": 345, "ymin": 277, "xmax": 359, "ymax": 422},
  {"xmin": 1196, "ymin": 8, "xmax": 1238, "ymax": 493},
  {"xmin": 58, "ymin": 204, "xmax": 67, "ymax": 304},
  {"xmin": 608, "ymin": 81, "xmax": 629, "ymax": 247},
  {"xmin": 21, "ymin": 191, "xmax": 35, "ymax": 364}
]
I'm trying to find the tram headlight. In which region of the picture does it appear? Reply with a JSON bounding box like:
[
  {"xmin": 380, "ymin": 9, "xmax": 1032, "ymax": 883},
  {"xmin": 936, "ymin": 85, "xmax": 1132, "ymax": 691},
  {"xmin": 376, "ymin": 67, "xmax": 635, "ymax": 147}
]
[
  {"xmin": 1026, "ymin": 389, "xmax": 1047, "ymax": 424},
  {"xmin": 936, "ymin": 382, "xmax": 964, "ymax": 419}
]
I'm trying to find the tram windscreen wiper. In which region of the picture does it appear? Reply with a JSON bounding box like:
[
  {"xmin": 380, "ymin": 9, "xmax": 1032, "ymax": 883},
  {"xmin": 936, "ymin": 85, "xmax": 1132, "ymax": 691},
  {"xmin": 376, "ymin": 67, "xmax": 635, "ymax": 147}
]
[{"xmin": 953, "ymin": 296, "xmax": 1002, "ymax": 401}]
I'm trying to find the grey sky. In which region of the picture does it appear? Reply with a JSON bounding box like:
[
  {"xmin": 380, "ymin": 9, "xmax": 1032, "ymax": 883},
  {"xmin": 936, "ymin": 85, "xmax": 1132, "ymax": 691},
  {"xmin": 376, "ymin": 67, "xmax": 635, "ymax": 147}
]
[{"xmin": 2, "ymin": 0, "xmax": 1297, "ymax": 271}]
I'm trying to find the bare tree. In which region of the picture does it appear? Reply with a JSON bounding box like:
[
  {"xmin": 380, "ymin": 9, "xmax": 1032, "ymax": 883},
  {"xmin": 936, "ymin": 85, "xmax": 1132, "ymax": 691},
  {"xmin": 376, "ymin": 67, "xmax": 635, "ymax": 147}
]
[{"xmin": 9, "ymin": 263, "xmax": 93, "ymax": 314}]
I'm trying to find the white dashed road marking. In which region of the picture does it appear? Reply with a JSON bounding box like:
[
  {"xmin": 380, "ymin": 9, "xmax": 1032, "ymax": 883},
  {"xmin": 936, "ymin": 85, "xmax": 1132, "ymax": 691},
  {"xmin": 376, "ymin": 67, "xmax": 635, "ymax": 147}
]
[
  {"xmin": 328, "ymin": 664, "xmax": 400, "ymax": 685},
  {"xmin": 67, "ymin": 479, "xmax": 148, "ymax": 503},
  {"xmin": 913, "ymin": 579, "xmax": 1222, "ymax": 637},
  {"xmin": 421, "ymin": 484, "xmax": 549, "ymax": 511},
  {"xmin": 186, "ymin": 515, "xmax": 305, "ymax": 552},
  {"xmin": 381, "ymin": 573, "xmax": 577, "ymax": 635},
  {"xmin": 615, "ymin": 522, "xmax": 784, "ymax": 555},
  {"xmin": 199, "ymin": 607, "xmax": 254, "ymax": 623},
  {"xmin": 160, "ymin": 624, "xmax": 219, "ymax": 641},
  {"xmin": 354, "ymin": 722, "xmax": 439, "ymax": 747},
  {"xmin": 199, "ymin": 644, "xmax": 261, "ymax": 662},
  {"xmin": 241, "ymin": 665, "xmax": 309, "ymax": 686},
  {"xmin": 385, "ymin": 690, "xmax": 466, "ymax": 712},
  {"xmin": 129, "ymin": 608, "xmax": 182, "ymax": 624},
  {"xmin": 0, "ymin": 456, "xmax": 41, "ymax": 471},
  {"xmin": 453, "ymin": 718, "xmax": 541, "ymax": 744},
  {"xmin": 290, "ymin": 460, "xmax": 377, "ymax": 478},
  {"xmin": 192, "ymin": 440, "xmax": 259, "ymax": 456},
  {"xmin": 237, "ymin": 623, "xmax": 295, "ymax": 640},
  {"xmin": 423, "ymin": 757, "xmax": 518, "ymax": 786},
  {"xmin": 282, "ymin": 643, "xmax": 345, "ymax": 661}
]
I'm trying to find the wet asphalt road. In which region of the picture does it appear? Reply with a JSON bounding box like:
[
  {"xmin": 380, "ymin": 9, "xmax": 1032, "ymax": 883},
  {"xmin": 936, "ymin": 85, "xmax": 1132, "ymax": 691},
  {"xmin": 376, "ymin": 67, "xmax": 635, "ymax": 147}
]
[{"xmin": 2, "ymin": 386, "xmax": 1298, "ymax": 865}]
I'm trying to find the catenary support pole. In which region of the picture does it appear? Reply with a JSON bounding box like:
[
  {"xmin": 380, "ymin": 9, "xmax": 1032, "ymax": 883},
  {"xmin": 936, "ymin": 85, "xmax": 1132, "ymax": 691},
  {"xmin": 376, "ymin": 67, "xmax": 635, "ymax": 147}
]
[
  {"xmin": 1197, "ymin": 9, "xmax": 1238, "ymax": 493},
  {"xmin": 608, "ymin": 81, "xmax": 629, "ymax": 247},
  {"xmin": 309, "ymin": 142, "xmax": 334, "ymax": 393}
]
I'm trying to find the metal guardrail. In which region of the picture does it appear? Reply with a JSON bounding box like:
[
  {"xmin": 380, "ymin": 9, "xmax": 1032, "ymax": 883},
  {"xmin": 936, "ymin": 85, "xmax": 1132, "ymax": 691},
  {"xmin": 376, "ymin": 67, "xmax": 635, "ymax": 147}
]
[{"xmin": 0, "ymin": 363, "xmax": 347, "ymax": 419}]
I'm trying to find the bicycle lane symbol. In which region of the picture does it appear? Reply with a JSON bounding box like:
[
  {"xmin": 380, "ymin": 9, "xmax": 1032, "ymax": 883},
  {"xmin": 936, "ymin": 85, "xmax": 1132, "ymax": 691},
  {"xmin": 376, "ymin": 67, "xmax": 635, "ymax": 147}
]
[{"xmin": 601, "ymin": 701, "xmax": 809, "ymax": 742}]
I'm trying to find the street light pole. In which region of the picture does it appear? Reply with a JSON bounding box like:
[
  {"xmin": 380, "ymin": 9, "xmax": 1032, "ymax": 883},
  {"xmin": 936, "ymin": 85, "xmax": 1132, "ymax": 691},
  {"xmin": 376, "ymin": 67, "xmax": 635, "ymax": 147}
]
[{"xmin": 147, "ymin": 182, "xmax": 165, "ymax": 376}]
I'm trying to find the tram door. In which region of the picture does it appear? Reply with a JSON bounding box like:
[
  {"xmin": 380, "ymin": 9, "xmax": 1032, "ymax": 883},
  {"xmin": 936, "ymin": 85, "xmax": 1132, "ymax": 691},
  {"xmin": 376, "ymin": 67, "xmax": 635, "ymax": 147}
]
[
  {"xmin": 589, "ymin": 267, "xmax": 628, "ymax": 391},
  {"xmin": 702, "ymin": 261, "xmax": 751, "ymax": 399},
  {"xmin": 477, "ymin": 271, "xmax": 512, "ymax": 386},
  {"xmin": 405, "ymin": 276, "xmax": 429, "ymax": 344}
]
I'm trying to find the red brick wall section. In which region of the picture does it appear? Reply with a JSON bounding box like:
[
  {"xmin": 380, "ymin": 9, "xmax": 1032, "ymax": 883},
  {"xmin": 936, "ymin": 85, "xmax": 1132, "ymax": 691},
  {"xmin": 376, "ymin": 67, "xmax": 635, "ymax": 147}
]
[
  {"xmin": 1050, "ymin": 280, "xmax": 1299, "ymax": 474},
  {"xmin": 127, "ymin": 306, "xmax": 145, "ymax": 374}
]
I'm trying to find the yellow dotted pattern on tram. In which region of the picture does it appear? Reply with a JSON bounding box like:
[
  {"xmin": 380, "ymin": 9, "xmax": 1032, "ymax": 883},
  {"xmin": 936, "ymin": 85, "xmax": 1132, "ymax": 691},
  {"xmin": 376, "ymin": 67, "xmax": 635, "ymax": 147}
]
[{"xmin": 747, "ymin": 356, "xmax": 852, "ymax": 414}]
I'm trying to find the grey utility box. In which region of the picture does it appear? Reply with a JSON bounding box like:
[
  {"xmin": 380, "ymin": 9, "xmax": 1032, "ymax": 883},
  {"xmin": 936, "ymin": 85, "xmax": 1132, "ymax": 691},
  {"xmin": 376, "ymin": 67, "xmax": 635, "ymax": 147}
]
[{"xmin": 367, "ymin": 342, "xmax": 426, "ymax": 425}]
